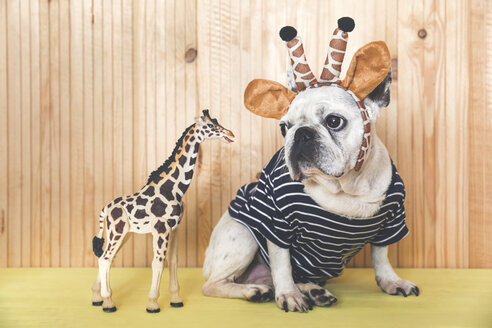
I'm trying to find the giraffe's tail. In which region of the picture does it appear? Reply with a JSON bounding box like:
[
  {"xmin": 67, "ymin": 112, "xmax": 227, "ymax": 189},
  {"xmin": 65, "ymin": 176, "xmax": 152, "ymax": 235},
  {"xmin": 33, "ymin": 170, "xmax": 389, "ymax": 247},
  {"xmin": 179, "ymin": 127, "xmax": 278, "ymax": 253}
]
[{"xmin": 92, "ymin": 209, "xmax": 106, "ymax": 258}]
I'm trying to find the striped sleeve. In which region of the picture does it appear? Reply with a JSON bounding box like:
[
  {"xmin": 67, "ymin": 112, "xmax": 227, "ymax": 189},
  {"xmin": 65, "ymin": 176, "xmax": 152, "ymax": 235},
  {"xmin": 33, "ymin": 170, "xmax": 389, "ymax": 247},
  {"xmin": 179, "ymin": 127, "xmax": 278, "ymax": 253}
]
[
  {"xmin": 229, "ymin": 152, "xmax": 293, "ymax": 248},
  {"xmin": 370, "ymin": 202, "xmax": 409, "ymax": 246},
  {"xmin": 244, "ymin": 171, "xmax": 293, "ymax": 248}
]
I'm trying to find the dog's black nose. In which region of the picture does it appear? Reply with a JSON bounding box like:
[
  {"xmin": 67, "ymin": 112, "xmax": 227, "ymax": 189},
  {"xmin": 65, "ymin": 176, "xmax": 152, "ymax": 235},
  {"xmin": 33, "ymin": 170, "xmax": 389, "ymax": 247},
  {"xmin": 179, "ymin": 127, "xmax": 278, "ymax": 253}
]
[{"xmin": 294, "ymin": 127, "xmax": 316, "ymax": 144}]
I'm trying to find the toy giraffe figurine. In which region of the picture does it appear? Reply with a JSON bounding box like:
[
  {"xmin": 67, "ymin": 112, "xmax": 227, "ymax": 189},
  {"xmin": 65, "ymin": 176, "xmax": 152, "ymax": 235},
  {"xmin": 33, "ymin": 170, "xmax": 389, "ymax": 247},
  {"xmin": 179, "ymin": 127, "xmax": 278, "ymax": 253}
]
[{"xmin": 91, "ymin": 110, "xmax": 235, "ymax": 313}]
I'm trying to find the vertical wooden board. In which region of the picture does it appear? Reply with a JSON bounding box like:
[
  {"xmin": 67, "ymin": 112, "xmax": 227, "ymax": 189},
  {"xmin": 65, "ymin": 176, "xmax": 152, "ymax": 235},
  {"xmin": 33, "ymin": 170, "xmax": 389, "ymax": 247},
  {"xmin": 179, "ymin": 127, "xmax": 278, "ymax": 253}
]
[
  {"xmin": 154, "ymin": 0, "xmax": 166, "ymax": 185},
  {"xmin": 184, "ymin": 0, "xmax": 198, "ymax": 267},
  {"xmin": 20, "ymin": 0, "xmax": 31, "ymax": 267},
  {"xmin": 0, "ymin": 0, "xmax": 8, "ymax": 267},
  {"xmin": 83, "ymin": 0, "xmax": 95, "ymax": 267},
  {"xmin": 58, "ymin": 0, "xmax": 71, "ymax": 267},
  {"xmin": 396, "ymin": 0, "xmax": 425, "ymax": 268},
  {"xmin": 196, "ymin": 0, "xmax": 213, "ymax": 266},
  {"xmin": 111, "ymin": 0, "xmax": 124, "ymax": 268},
  {"xmin": 382, "ymin": 0, "xmax": 400, "ymax": 267},
  {"xmin": 443, "ymin": 0, "xmax": 469, "ymax": 268},
  {"xmin": 419, "ymin": 0, "xmax": 443, "ymax": 269},
  {"xmin": 272, "ymin": 0, "xmax": 286, "ymax": 153},
  {"xmin": 144, "ymin": 0, "xmax": 156, "ymax": 267},
  {"xmin": 7, "ymin": 0, "xmax": 22, "ymax": 267},
  {"xmin": 132, "ymin": 0, "xmax": 148, "ymax": 267},
  {"xmin": 247, "ymin": 0, "xmax": 263, "ymax": 184},
  {"xmin": 39, "ymin": 0, "xmax": 51, "ymax": 267},
  {"xmin": 154, "ymin": 0, "xmax": 167, "ymax": 265},
  {"xmin": 101, "ymin": 0, "xmax": 115, "ymax": 266},
  {"xmin": 208, "ymin": 0, "xmax": 223, "ymax": 234},
  {"xmin": 379, "ymin": 0, "xmax": 399, "ymax": 164},
  {"xmin": 469, "ymin": 0, "xmax": 492, "ymax": 268},
  {"xmin": 28, "ymin": 0, "xmax": 41, "ymax": 268},
  {"xmin": 155, "ymin": 0, "xmax": 166, "ymax": 180},
  {"xmin": 174, "ymin": 0, "xmax": 187, "ymax": 267},
  {"xmin": 92, "ymin": 0, "xmax": 105, "ymax": 267},
  {"xmin": 238, "ymin": 0, "xmax": 252, "ymax": 189},
  {"xmin": 217, "ymin": 0, "xmax": 232, "ymax": 231},
  {"xmin": 70, "ymin": 0, "xmax": 85, "ymax": 267},
  {"xmin": 163, "ymin": 0, "xmax": 177, "ymax": 265},
  {"xmin": 49, "ymin": 0, "xmax": 60, "ymax": 268},
  {"xmin": 145, "ymin": 0, "xmax": 156, "ymax": 185},
  {"xmin": 260, "ymin": 0, "xmax": 280, "ymax": 169},
  {"xmin": 121, "ymin": 0, "xmax": 134, "ymax": 267}
]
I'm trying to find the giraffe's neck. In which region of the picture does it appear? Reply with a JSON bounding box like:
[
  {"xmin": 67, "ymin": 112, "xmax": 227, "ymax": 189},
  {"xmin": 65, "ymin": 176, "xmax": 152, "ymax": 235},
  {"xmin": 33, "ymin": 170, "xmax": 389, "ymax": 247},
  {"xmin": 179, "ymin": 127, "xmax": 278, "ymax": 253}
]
[{"xmin": 151, "ymin": 123, "xmax": 205, "ymax": 202}]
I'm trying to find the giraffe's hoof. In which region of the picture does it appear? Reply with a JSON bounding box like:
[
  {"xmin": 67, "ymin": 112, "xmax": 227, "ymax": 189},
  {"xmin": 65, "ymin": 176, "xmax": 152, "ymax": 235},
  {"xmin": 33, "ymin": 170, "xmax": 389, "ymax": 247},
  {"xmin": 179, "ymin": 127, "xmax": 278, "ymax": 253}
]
[
  {"xmin": 92, "ymin": 301, "xmax": 103, "ymax": 306},
  {"xmin": 103, "ymin": 306, "xmax": 117, "ymax": 313},
  {"xmin": 146, "ymin": 308, "xmax": 161, "ymax": 313},
  {"xmin": 170, "ymin": 302, "xmax": 184, "ymax": 308}
]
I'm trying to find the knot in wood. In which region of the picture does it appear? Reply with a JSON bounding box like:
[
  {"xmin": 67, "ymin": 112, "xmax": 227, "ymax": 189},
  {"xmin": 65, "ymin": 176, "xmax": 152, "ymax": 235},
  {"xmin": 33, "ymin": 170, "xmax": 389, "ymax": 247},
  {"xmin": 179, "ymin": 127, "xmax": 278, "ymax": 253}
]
[
  {"xmin": 185, "ymin": 48, "xmax": 197, "ymax": 63},
  {"xmin": 418, "ymin": 29, "xmax": 427, "ymax": 39}
]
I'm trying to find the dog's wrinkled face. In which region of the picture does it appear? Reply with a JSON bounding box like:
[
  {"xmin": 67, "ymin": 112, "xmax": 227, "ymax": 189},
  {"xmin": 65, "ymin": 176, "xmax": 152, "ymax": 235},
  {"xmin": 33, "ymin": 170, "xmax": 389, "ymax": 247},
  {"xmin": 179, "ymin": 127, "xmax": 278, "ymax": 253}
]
[
  {"xmin": 281, "ymin": 86, "xmax": 363, "ymax": 180},
  {"xmin": 280, "ymin": 72, "xmax": 391, "ymax": 181}
]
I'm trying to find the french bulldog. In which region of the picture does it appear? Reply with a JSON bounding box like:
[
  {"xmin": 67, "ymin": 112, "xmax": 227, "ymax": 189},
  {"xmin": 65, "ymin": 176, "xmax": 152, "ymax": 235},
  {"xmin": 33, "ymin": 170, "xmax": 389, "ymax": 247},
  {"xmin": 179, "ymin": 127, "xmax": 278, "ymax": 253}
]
[{"xmin": 202, "ymin": 18, "xmax": 419, "ymax": 312}]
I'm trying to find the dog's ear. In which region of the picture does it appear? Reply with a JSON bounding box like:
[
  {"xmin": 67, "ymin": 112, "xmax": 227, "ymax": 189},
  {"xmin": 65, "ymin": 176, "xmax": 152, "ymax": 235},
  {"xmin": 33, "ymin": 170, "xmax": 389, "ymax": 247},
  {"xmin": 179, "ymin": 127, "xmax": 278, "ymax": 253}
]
[
  {"xmin": 342, "ymin": 41, "xmax": 391, "ymax": 100},
  {"xmin": 244, "ymin": 79, "xmax": 297, "ymax": 119},
  {"xmin": 362, "ymin": 70, "xmax": 392, "ymax": 121}
]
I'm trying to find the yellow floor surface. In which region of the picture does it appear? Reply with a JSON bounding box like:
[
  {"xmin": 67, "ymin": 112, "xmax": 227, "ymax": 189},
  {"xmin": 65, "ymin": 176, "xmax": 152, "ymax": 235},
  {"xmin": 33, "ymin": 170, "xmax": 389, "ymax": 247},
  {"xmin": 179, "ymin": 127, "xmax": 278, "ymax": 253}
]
[{"xmin": 0, "ymin": 268, "xmax": 491, "ymax": 328}]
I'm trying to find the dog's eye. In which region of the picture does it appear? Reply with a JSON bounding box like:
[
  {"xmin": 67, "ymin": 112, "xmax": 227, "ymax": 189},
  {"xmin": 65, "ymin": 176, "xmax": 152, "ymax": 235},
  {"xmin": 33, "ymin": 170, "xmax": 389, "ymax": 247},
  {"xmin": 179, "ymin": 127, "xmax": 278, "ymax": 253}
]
[
  {"xmin": 325, "ymin": 115, "xmax": 345, "ymax": 130},
  {"xmin": 279, "ymin": 123, "xmax": 287, "ymax": 137}
]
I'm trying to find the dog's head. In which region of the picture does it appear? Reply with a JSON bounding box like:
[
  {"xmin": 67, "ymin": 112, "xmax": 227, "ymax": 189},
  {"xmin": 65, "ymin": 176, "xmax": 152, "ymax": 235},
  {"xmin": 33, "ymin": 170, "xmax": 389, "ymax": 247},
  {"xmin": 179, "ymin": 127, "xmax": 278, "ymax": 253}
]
[{"xmin": 244, "ymin": 18, "xmax": 392, "ymax": 181}]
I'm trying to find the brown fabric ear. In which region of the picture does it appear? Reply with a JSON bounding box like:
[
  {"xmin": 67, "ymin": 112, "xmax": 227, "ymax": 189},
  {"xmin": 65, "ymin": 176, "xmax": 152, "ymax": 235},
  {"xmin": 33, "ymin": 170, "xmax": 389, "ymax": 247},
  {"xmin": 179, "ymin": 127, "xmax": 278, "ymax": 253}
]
[
  {"xmin": 244, "ymin": 79, "xmax": 297, "ymax": 119},
  {"xmin": 342, "ymin": 41, "xmax": 391, "ymax": 100}
]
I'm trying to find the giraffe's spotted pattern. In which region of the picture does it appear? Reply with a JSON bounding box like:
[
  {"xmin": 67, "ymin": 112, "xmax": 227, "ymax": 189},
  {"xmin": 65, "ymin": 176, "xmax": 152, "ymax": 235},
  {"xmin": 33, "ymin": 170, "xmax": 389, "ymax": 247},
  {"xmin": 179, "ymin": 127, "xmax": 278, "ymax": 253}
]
[
  {"xmin": 319, "ymin": 28, "xmax": 348, "ymax": 83},
  {"xmin": 92, "ymin": 113, "xmax": 235, "ymax": 313},
  {"xmin": 95, "ymin": 116, "xmax": 233, "ymax": 268}
]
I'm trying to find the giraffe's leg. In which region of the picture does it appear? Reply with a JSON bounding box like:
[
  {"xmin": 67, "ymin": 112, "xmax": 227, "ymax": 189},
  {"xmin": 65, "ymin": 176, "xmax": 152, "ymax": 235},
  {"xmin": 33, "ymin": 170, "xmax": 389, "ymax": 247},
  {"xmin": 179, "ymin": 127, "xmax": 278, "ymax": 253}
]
[
  {"xmin": 99, "ymin": 215, "xmax": 129, "ymax": 313},
  {"xmin": 146, "ymin": 220, "xmax": 171, "ymax": 313},
  {"xmin": 91, "ymin": 271, "xmax": 103, "ymax": 306},
  {"xmin": 168, "ymin": 225, "xmax": 183, "ymax": 307}
]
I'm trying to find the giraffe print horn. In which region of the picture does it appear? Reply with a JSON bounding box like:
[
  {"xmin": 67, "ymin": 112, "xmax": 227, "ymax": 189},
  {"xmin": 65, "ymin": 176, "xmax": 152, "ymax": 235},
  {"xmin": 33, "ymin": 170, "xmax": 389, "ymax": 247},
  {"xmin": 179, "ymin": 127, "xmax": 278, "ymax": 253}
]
[
  {"xmin": 202, "ymin": 109, "xmax": 211, "ymax": 118},
  {"xmin": 279, "ymin": 26, "xmax": 318, "ymax": 91},
  {"xmin": 319, "ymin": 17, "xmax": 355, "ymax": 84}
]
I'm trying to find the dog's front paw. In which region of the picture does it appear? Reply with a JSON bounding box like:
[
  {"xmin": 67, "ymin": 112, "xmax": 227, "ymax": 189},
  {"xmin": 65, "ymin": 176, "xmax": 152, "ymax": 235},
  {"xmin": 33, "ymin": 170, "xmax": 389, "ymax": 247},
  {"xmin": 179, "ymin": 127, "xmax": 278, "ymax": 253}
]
[
  {"xmin": 296, "ymin": 283, "xmax": 337, "ymax": 307},
  {"xmin": 376, "ymin": 277, "xmax": 419, "ymax": 297},
  {"xmin": 275, "ymin": 290, "xmax": 312, "ymax": 313},
  {"xmin": 245, "ymin": 284, "xmax": 274, "ymax": 303}
]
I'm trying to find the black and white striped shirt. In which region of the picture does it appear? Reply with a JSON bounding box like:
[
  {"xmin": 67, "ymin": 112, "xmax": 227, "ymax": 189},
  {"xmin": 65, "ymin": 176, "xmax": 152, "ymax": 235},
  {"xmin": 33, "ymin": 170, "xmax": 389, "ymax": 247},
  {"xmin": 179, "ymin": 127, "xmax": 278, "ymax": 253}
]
[{"xmin": 229, "ymin": 148, "xmax": 408, "ymax": 285}]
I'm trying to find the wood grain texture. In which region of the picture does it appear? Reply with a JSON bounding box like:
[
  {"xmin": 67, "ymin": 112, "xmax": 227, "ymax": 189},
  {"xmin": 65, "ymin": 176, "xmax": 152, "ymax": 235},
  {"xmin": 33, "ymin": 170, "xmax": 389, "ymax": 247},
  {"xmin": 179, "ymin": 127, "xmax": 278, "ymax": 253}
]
[
  {"xmin": 0, "ymin": 0, "xmax": 490, "ymax": 268},
  {"xmin": 469, "ymin": 0, "xmax": 492, "ymax": 268},
  {"xmin": 0, "ymin": 0, "xmax": 8, "ymax": 268}
]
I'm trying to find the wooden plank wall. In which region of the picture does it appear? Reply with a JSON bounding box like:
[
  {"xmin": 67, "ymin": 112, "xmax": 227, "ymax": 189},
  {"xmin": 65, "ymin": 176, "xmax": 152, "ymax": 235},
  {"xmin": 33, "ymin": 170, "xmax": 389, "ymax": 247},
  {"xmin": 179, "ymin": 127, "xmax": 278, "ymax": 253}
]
[{"xmin": 0, "ymin": 0, "xmax": 490, "ymax": 268}]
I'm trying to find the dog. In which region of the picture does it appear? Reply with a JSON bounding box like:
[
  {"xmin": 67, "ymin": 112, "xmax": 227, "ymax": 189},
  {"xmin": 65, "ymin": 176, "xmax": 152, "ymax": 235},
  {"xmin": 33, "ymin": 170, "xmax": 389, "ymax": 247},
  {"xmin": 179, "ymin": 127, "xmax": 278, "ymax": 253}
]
[{"xmin": 202, "ymin": 18, "xmax": 419, "ymax": 312}]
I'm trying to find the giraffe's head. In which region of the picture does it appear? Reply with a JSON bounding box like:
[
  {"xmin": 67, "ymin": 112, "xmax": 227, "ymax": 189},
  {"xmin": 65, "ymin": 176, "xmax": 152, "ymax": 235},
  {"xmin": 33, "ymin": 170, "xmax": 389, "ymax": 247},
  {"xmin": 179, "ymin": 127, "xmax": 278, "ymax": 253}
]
[{"xmin": 197, "ymin": 110, "xmax": 235, "ymax": 143}]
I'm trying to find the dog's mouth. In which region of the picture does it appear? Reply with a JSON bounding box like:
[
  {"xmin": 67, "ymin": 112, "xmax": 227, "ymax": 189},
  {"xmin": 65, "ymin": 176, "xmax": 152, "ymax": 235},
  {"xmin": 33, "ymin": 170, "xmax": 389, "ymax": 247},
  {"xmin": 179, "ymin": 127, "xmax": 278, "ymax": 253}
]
[
  {"xmin": 290, "ymin": 162, "xmax": 308, "ymax": 182},
  {"xmin": 290, "ymin": 160, "xmax": 344, "ymax": 182},
  {"xmin": 290, "ymin": 152, "xmax": 316, "ymax": 181},
  {"xmin": 293, "ymin": 170, "xmax": 303, "ymax": 181}
]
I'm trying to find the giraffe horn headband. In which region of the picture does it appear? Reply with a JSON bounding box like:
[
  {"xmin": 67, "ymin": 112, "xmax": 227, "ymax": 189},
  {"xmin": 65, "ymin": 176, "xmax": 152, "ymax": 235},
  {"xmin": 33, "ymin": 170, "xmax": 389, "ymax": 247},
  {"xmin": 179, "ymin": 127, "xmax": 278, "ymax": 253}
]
[
  {"xmin": 280, "ymin": 17, "xmax": 355, "ymax": 90},
  {"xmin": 243, "ymin": 17, "xmax": 391, "ymax": 171}
]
